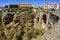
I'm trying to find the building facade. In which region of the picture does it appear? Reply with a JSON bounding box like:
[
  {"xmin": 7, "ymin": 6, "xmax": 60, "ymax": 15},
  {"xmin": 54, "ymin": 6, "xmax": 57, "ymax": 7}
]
[
  {"xmin": 42, "ymin": 2, "xmax": 60, "ymax": 10},
  {"xmin": 19, "ymin": 3, "xmax": 32, "ymax": 10}
]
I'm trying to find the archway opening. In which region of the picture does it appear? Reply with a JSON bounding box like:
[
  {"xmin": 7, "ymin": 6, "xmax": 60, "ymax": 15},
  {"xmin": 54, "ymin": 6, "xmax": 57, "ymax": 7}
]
[{"xmin": 42, "ymin": 14, "xmax": 47, "ymax": 24}]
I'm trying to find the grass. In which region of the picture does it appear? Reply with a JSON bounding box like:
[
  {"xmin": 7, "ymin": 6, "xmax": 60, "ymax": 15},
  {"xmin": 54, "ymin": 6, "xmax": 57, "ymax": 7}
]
[{"xmin": 16, "ymin": 27, "xmax": 45, "ymax": 40}]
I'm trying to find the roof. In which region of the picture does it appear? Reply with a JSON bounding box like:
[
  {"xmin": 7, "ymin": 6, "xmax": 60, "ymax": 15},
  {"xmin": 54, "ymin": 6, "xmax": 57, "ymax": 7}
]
[{"xmin": 20, "ymin": 2, "xmax": 31, "ymax": 5}]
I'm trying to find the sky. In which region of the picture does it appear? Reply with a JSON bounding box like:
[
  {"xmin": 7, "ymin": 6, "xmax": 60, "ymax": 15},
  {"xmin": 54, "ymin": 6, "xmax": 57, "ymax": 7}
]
[{"xmin": 0, "ymin": 0, "xmax": 60, "ymax": 7}]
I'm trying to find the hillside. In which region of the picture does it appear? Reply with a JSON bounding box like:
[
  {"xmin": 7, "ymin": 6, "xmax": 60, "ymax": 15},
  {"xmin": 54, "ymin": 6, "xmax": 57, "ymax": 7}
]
[{"xmin": 0, "ymin": 3, "xmax": 60, "ymax": 40}]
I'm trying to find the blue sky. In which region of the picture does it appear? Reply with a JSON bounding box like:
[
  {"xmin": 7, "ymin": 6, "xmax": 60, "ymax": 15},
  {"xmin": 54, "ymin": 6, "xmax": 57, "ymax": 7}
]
[{"xmin": 0, "ymin": 0, "xmax": 60, "ymax": 7}]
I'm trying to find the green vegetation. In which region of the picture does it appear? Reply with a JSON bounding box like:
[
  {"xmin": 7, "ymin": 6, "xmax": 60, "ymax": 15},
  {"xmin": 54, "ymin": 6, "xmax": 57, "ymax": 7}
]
[
  {"xmin": 27, "ymin": 27, "xmax": 44, "ymax": 40},
  {"xmin": 16, "ymin": 27, "xmax": 44, "ymax": 40},
  {"xmin": 0, "ymin": 28, "xmax": 4, "ymax": 31},
  {"xmin": 16, "ymin": 30, "xmax": 24, "ymax": 40}
]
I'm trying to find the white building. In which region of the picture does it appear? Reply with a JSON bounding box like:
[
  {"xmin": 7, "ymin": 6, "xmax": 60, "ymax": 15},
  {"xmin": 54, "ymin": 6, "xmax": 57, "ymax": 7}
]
[
  {"xmin": 55, "ymin": 4, "xmax": 60, "ymax": 10},
  {"xmin": 42, "ymin": 2, "xmax": 60, "ymax": 10}
]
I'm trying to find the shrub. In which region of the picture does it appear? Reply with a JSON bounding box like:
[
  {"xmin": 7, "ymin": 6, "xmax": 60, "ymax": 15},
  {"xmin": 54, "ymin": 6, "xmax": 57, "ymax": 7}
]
[{"xmin": 16, "ymin": 30, "xmax": 24, "ymax": 40}]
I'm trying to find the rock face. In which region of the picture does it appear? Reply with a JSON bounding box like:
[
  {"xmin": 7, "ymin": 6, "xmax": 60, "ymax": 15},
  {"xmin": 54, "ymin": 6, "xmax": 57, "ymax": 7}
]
[
  {"xmin": 1, "ymin": 3, "xmax": 60, "ymax": 40},
  {"xmin": 40, "ymin": 11, "xmax": 60, "ymax": 40},
  {"xmin": 1, "ymin": 8, "xmax": 36, "ymax": 40}
]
